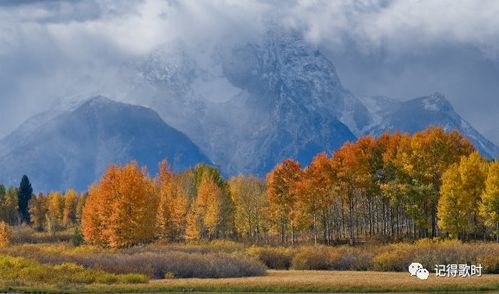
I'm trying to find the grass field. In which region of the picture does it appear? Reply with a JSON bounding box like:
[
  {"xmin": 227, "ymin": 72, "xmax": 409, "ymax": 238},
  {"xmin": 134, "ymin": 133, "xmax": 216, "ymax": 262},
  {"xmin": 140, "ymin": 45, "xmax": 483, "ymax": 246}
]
[{"xmin": 2, "ymin": 270, "xmax": 498, "ymax": 293}]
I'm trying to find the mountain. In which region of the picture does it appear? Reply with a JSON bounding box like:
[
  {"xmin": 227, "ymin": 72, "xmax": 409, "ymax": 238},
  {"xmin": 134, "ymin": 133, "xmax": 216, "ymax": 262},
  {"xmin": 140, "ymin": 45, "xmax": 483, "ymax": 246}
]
[
  {"xmin": 117, "ymin": 29, "xmax": 499, "ymax": 173},
  {"xmin": 360, "ymin": 93, "xmax": 499, "ymax": 159},
  {"xmin": 3, "ymin": 30, "xmax": 496, "ymax": 191},
  {"xmin": 0, "ymin": 96, "xmax": 210, "ymax": 191},
  {"xmin": 126, "ymin": 30, "xmax": 365, "ymax": 175}
]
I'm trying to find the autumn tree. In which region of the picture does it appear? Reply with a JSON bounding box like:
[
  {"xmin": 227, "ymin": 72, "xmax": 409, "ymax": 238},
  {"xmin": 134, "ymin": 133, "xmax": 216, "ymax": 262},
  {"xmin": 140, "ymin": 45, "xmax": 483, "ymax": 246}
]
[
  {"xmin": 399, "ymin": 127, "xmax": 473, "ymax": 237},
  {"xmin": 46, "ymin": 191, "xmax": 64, "ymax": 233},
  {"xmin": 193, "ymin": 164, "xmax": 235, "ymax": 238},
  {"xmin": 267, "ymin": 159, "xmax": 301, "ymax": 244},
  {"xmin": 155, "ymin": 161, "xmax": 189, "ymax": 241},
  {"xmin": 229, "ymin": 175, "xmax": 268, "ymax": 242},
  {"xmin": 75, "ymin": 193, "xmax": 86, "ymax": 224},
  {"xmin": 294, "ymin": 153, "xmax": 335, "ymax": 245},
  {"xmin": 438, "ymin": 152, "xmax": 488, "ymax": 239},
  {"xmin": 480, "ymin": 162, "xmax": 499, "ymax": 242},
  {"xmin": 185, "ymin": 175, "xmax": 227, "ymax": 240},
  {"xmin": 82, "ymin": 162, "xmax": 158, "ymax": 248},
  {"xmin": 0, "ymin": 187, "xmax": 18, "ymax": 225},
  {"xmin": 62, "ymin": 189, "xmax": 78, "ymax": 227},
  {"xmin": 29, "ymin": 193, "xmax": 47, "ymax": 231},
  {"xmin": 331, "ymin": 142, "xmax": 370, "ymax": 245}
]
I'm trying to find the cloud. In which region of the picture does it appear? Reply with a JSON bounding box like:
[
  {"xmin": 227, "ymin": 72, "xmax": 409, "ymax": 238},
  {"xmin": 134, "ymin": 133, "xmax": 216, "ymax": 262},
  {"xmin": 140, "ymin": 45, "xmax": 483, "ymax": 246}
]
[
  {"xmin": 278, "ymin": 0, "xmax": 499, "ymax": 58},
  {"xmin": 0, "ymin": 0, "xmax": 498, "ymax": 143}
]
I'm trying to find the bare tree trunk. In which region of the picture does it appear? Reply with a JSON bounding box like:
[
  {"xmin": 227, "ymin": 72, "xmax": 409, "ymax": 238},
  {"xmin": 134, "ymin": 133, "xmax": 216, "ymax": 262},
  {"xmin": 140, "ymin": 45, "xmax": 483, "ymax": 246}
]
[
  {"xmin": 313, "ymin": 214, "xmax": 317, "ymax": 246},
  {"xmin": 349, "ymin": 195, "xmax": 354, "ymax": 245}
]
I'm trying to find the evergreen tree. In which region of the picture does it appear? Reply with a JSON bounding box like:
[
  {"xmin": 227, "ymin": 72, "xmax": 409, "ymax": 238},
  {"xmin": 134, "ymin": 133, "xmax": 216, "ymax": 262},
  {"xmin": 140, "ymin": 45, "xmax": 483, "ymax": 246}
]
[{"xmin": 17, "ymin": 175, "xmax": 33, "ymax": 224}]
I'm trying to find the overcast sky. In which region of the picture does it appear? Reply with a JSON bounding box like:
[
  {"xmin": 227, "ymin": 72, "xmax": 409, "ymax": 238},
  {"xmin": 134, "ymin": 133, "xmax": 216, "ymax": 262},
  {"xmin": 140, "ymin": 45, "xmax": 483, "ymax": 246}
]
[{"xmin": 0, "ymin": 0, "xmax": 498, "ymax": 145}]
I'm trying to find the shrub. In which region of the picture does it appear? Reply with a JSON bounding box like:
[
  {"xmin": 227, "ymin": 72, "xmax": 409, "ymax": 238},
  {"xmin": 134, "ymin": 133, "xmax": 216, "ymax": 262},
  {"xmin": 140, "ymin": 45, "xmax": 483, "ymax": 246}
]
[
  {"xmin": 247, "ymin": 246, "xmax": 293, "ymax": 269},
  {"xmin": 10, "ymin": 226, "xmax": 73, "ymax": 244},
  {"xmin": 330, "ymin": 246, "xmax": 374, "ymax": 271},
  {"xmin": 0, "ymin": 222, "xmax": 11, "ymax": 247},
  {"xmin": 71, "ymin": 227, "xmax": 84, "ymax": 247},
  {"xmin": 0, "ymin": 244, "xmax": 266, "ymax": 279},
  {"xmin": 478, "ymin": 253, "xmax": 499, "ymax": 274},
  {"xmin": 372, "ymin": 243, "xmax": 413, "ymax": 271},
  {"xmin": 0, "ymin": 255, "xmax": 148, "ymax": 285},
  {"xmin": 291, "ymin": 246, "xmax": 333, "ymax": 270}
]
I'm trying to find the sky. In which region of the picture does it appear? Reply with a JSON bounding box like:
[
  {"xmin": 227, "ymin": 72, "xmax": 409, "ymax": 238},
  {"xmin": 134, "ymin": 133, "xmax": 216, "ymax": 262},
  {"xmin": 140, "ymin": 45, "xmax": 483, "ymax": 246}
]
[{"xmin": 0, "ymin": 0, "xmax": 498, "ymax": 145}]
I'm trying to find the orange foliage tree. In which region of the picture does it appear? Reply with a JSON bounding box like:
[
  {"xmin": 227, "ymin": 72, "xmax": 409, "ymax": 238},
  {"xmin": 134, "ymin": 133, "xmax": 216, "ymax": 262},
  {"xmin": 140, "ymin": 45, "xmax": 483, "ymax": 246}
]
[
  {"xmin": 294, "ymin": 152, "xmax": 335, "ymax": 245},
  {"xmin": 81, "ymin": 162, "xmax": 158, "ymax": 248},
  {"xmin": 155, "ymin": 160, "xmax": 189, "ymax": 241},
  {"xmin": 266, "ymin": 159, "xmax": 302, "ymax": 244}
]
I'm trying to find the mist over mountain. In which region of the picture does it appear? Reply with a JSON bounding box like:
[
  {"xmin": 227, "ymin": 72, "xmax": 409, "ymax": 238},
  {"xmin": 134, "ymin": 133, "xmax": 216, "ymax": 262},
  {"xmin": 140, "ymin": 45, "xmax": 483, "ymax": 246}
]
[
  {"xmin": 0, "ymin": 29, "xmax": 497, "ymax": 191},
  {"xmin": 0, "ymin": 96, "xmax": 210, "ymax": 191},
  {"xmin": 360, "ymin": 93, "xmax": 499, "ymax": 159}
]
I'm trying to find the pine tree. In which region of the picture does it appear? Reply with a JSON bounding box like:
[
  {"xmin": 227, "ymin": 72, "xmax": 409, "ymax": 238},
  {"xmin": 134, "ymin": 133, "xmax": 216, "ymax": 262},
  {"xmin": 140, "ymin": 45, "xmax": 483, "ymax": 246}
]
[{"xmin": 17, "ymin": 175, "xmax": 33, "ymax": 224}]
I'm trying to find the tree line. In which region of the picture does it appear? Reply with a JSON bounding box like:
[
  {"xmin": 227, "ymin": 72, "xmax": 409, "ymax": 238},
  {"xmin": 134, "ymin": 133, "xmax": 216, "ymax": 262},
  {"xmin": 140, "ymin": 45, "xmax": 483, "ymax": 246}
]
[
  {"xmin": 0, "ymin": 126, "xmax": 497, "ymax": 248},
  {"xmin": 0, "ymin": 178, "xmax": 86, "ymax": 234}
]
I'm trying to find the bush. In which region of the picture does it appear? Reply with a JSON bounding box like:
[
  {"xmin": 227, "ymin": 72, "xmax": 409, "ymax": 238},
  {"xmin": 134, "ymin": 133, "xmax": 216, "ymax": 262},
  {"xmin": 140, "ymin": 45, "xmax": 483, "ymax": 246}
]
[
  {"xmin": 329, "ymin": 246, "xmax": 374, "ymax": 271},
  {"xmin": 372, "ymin": 243, "xmax": 413, "ymax": 271},
  {"xmin": 291, "ymin": 246, "xmax": 333, "ymax": 270},
  {"xmin": 0, "ymin": 244, "xmax": 266, "ymax": 279},
  {"xmin": 247, "ymin": 246, "xmax": 293, "ymax": 269},
  {"xmin": 478, "ymin": 253, "xmax": 499, "ymax": 274},
  {"xmin": 10, "ymin": 226, "xmax": 73, "ymax": 244},
  {"xmin": 71, "ymin": 227, "xmax": 84, "ymax": 247},
  {"xmin": 0, "ymin": 255, "xmax": 148, "ymax": 285},
  {"xmin": 371, "ymin": 239, "xmax": 499, "ymax": 273}
]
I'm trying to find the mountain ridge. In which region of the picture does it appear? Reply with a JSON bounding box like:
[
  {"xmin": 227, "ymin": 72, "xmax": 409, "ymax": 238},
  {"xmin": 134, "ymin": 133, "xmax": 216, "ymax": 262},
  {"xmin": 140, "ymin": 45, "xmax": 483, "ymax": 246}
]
[{"xmin": 0, "ymin": 96, "xmax": 210, "ymax": 191}]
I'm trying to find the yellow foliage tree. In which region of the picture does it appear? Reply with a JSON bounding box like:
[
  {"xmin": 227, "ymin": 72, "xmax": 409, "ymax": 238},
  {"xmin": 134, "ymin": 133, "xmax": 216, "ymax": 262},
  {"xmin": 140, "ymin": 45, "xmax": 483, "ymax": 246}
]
[
  {"xmin": 29, "ymin": 193, "xmax": 48, "ymax": 231},
  {"xmin": 46, "ymin": 191, "xmax": 64, "ymax": 233},
  {"xmin": 438, "ymin": 152, "xmax": 488, "ymax": 239},
  {"xmin": 63, "ymin": 189, "xmax": 78, "ymax": 227},
  {"xmin": 198, "ymin": 175, "xmax": 223, "ymax": 239},
  {"xmin": 0, "ymin": 187, "xmax": 18, "ymax": 225},
  {"xmin": 155, "ymin": 161, "xmax": 189, "ymax": 241},
  {"xmin": 229, "ymin": 175, "xmax": 268, "ymax": 242},
  {"xmin": 399, "ymin": 127, "xmax": 473, "ymax": 237},
  {"xmin": 480, "ymin": 162, "xmax": 499, "ymax": 241}
]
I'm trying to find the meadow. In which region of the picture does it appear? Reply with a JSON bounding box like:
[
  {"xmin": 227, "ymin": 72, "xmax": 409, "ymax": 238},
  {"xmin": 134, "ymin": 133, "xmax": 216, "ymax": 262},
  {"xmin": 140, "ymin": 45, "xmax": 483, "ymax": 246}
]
[{"xmin": 0, "ymin": 231, "xmax": 498, "ymax": 293}]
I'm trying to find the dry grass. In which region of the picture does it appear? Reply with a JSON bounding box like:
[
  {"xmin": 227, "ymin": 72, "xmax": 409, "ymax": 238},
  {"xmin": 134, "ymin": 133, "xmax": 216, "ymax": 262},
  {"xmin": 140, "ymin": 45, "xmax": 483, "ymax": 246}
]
[
  {"xmin": 134, "ymin": 270, "xmax": 499, "ymax": 292},
  {"xmin": 5, "ymin": 270, "xmax": 496, "ymax": 293}
]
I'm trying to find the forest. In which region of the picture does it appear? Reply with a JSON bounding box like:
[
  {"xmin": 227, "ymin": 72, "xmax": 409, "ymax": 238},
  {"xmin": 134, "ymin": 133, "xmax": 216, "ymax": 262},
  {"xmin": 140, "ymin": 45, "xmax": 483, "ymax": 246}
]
[{"xmin": 0, "ymin": 126, "xmax": 497, "ymax": 248}]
